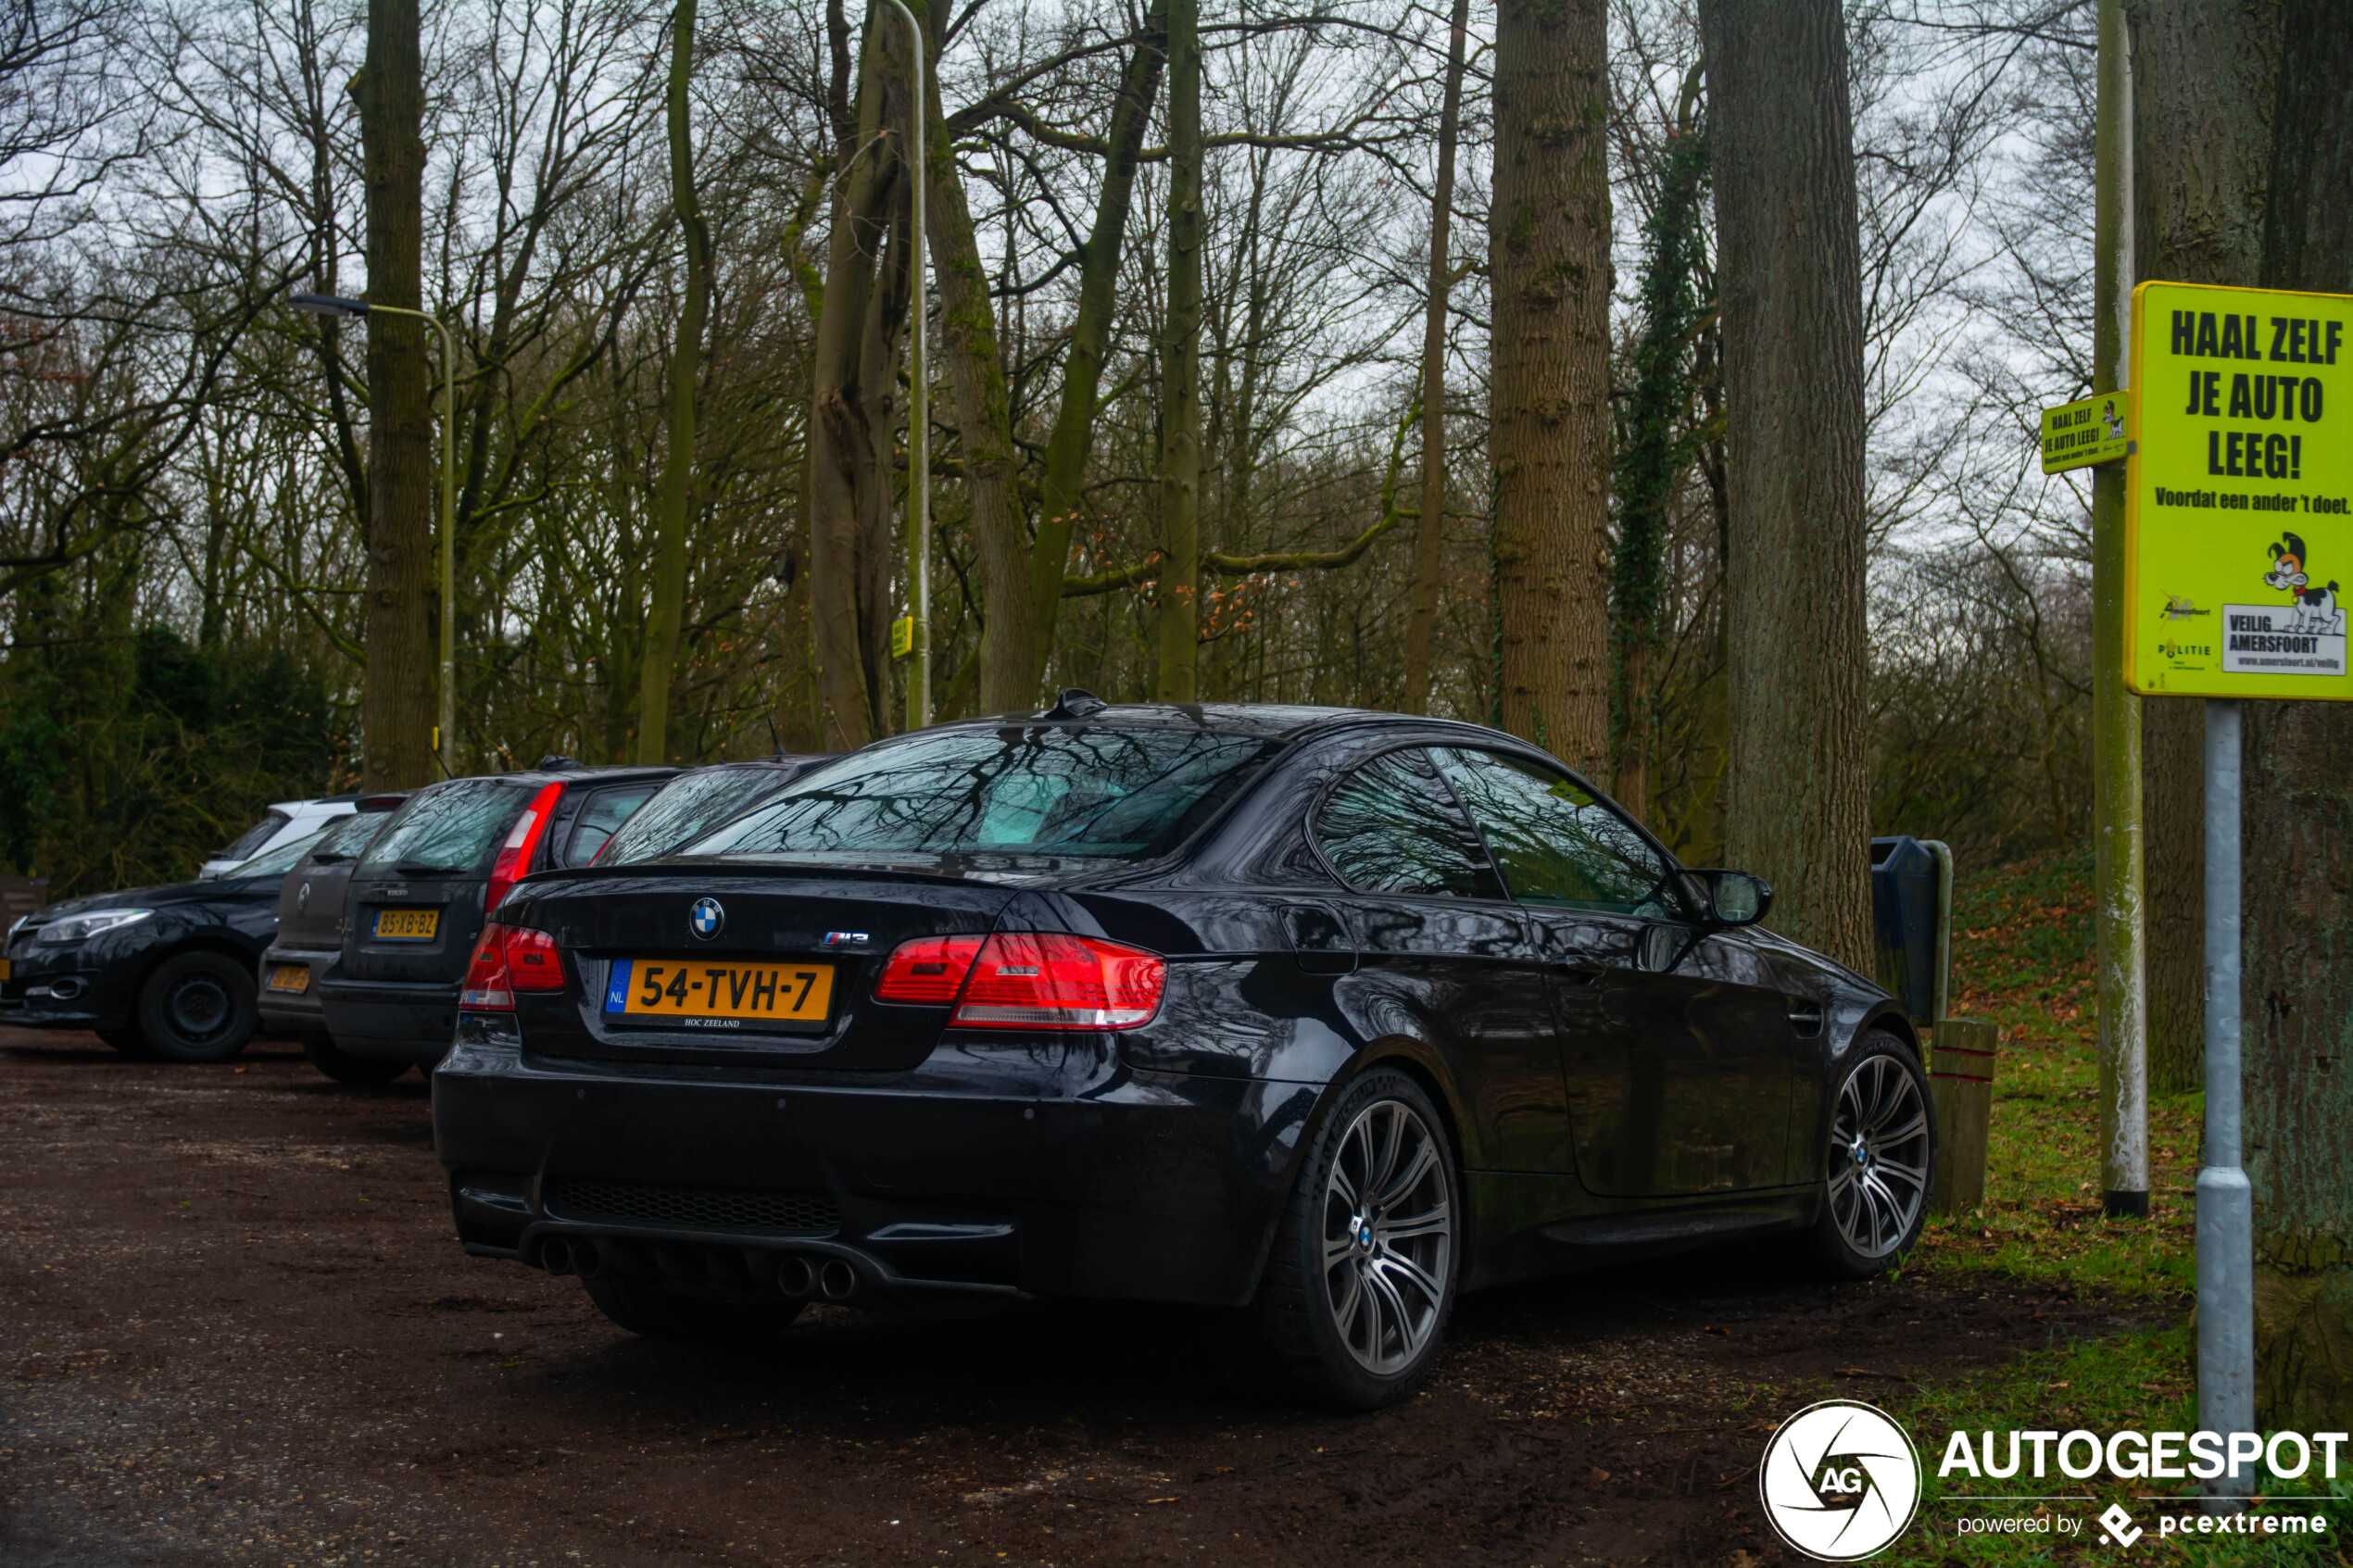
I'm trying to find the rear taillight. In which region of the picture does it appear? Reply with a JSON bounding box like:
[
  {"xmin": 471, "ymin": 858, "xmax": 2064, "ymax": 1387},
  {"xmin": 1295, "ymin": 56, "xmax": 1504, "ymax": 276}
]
[
  {"xmin": 459, "ymin": 923, "xmax": 566, "ymax": 1010},
  {"xmin": 956, "ymin": 933, "xmax": 1164, "ymax": 1030},
  {"xmin": 485, "ymin": 780, "xmax": 566, "ymax": 912},
  {"xmin": 874, "ymin": 935, "xmax": 986, "ymax": 1003}
]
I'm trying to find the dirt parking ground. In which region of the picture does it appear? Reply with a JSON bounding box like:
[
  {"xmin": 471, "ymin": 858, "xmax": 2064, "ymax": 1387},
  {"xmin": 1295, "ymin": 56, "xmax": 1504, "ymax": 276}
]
[{"xmin": 0, "ymin": 1030, "xmax": 2166, "ymax": 1568}]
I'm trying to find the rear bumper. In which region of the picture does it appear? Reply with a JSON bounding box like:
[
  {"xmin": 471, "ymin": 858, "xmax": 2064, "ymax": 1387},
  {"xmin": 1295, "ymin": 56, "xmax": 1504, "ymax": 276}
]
[
  {"xmin": 318, "ymin": 976, "xmax": 459, "ymax": 1064},
  {"xmin": 256, "ymin": 947, "xmax": 335, "ymax": 1039},
  {"xmin": 432, "ymin": 1021, "xmax": 1327, "ymax": 1306}
]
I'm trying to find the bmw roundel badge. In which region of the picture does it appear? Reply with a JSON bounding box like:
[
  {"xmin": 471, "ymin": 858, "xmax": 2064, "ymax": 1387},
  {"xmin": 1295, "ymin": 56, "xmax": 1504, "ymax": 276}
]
[{"xmin": 689, "ymin": 897, "xmax": 725, "ymax": 939}]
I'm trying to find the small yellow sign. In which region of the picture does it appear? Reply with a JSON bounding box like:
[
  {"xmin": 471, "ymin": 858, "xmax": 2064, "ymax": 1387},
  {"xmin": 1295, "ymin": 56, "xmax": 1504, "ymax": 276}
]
[
  {"xmin": 2126, "ymin": 280, "xmax": 2353, "ymax": 700},
  {"xmin": 890, "ymin": 615, "xmax": 915, "ymax": 659},
  {"xmin": 2041, "ymin": 395, "xmax": 2129, "ymax": 472}
]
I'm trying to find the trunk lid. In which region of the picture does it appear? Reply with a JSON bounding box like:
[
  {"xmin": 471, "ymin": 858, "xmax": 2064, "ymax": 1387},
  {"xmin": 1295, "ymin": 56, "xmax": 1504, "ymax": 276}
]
[
  {"xmin": 500, "ymin": 864, "xmax": 1021, "ymax": 1072},
  {"xmin": 342, "ymin": 778, "xmax": 537, "ymax": 985}
]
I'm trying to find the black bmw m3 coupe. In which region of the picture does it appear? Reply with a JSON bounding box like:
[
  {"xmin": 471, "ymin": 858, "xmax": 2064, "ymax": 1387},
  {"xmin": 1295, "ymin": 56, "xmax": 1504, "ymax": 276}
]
[{"xmin": 433, "ymin": 696, "xmax": 1932, "ymax": 1407}]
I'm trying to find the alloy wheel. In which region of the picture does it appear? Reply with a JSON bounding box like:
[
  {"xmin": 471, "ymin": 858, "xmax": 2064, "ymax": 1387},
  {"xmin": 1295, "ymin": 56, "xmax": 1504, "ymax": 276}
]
[
  {"xmin": 1319, "ymin": 1097, "xmax": 1452, "ymax": 1375},
  {"xmin": 1826, "ymin": 1053, "xmax": 1931, "ymax": 1259}
]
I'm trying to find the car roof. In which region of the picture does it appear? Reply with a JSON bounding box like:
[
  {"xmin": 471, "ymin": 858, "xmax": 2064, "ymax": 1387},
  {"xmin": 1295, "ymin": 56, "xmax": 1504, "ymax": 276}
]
[
  {"xmin": 670, "ymin": 755, "xmax": 830, "ymax": 773},
  {"xmin": 418, "ymin": 764, "xmax": 680, "ymax": 791},
  {"xmin": 949, "ymin": 699, "xmax": 1527, "ymax": 749}
]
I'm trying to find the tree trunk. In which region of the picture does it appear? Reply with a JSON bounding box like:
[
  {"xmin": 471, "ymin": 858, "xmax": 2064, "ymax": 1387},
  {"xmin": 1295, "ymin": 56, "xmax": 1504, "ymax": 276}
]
[
  {"xmin": 807, "ymin": 17, "xmax": 911, "ymax": 751},
  {"xmin": 1400, "ymin": 0, "xmax": 1469, "ymax": 717},
  {"xmin": 906, "ymin": 0, "xmax": 1028, "ymax": 719},
  {"xmin": 1700, "ymin": 0, "xmax": 1871, "ymax": 970},
  {"xmin": 635, "ymin": 0, "xmax": 711, "ymax": 765},
  {"xmin": 1489, "ymin": 0, "xmax": 1610, "ymax": 773},
  {"xmin": 1026, "ymin": 0, "xmax": 1166, "ymax": 692},
  {"xmin": 1610, "ymin": 72, "xmax": 1707, "ymax": 822},
  {"xmin": 348, "ymin": 0, "xmax": 434, "ymax": 790},
  {"xmin": 2128, "ymin": 0, "xmax": 2281, "ymax": 1094},
  {"xmin": 2246, "ymin": 0, "xmax": 2353, "ymax": 1435},
  {"xmin": 1155, "ymin": 0, "xmax": 1203, "ymax": 702}
]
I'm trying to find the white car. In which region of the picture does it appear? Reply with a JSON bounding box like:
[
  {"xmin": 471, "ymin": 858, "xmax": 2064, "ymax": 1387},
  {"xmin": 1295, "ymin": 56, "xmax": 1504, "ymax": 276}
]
[{"xmin": 198, "ymin": 796, "xmax": 364, "ymax": 880}]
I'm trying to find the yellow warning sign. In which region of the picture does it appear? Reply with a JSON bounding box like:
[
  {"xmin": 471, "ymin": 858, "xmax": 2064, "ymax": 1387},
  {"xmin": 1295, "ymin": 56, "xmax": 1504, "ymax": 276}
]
[
  {"xmin": 2041, "ymin": 395, "xmax": 2129, "ymax": 472},
  {"xmin": 2126, "ymin": 280, "xmax": 2353, "ymax": 699}
]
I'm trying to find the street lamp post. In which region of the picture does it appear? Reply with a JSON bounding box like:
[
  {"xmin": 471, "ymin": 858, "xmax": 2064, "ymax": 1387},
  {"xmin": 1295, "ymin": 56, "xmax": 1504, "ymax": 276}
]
[
  {"xmin": 884, "ymin": 0, "xmax": 930, "ymax": 731},
  {"xmin": 291, "ymin": 292, "xmax": 459, "ymax": 775}
]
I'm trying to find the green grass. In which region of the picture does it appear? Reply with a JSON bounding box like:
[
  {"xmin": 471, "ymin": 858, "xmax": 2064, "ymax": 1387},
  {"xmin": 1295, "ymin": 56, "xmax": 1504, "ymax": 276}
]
[
  {"xmin": 1909, "ymin": 847, "xmax": 2198, "ymax": 1300},
  {"xmin": 1863, "ymin": 849, "xmax": 2347, "ymax": 1564}
]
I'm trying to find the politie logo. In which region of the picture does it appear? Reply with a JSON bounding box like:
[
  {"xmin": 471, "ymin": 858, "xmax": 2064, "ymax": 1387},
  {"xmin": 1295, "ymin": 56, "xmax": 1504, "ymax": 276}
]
[{"xmin": 1758, "ymin": 1400, "xmax": 1923, "ymax": 1562}]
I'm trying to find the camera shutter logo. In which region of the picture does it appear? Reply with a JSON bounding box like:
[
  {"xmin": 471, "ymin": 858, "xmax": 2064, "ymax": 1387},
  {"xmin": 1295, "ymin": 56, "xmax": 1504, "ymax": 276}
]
[
  {"xmin": 689, "ymin": 897, "xmax": 725, "ymax": 939},
  {"xmin": 1757, "ymin": 1399, "xmax": 1922, "ymax": 1561}
]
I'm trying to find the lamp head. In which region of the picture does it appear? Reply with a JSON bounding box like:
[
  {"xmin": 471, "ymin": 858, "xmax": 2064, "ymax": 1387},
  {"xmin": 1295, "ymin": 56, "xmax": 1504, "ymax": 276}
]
[{"xmin": 289, "ymin": 292, "xmax": 370, "ymax": 318}]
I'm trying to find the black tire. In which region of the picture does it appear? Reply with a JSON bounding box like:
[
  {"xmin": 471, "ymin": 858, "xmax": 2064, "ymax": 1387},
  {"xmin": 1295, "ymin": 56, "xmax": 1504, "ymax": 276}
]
[
  {"xmin": 303, "ymin": 1035, "xmax": 410, "ymax": 1086},
  {"xmin": 1812, "ymin": 1032, "xmax": 1936, "ymax": 1279},
  {"xmin": 96, "ymin": 1025, "xmax": 151, "ymax": 1058},
  {"xmin": 581, "ymin": 1273, "xmax": 804, "ymax": 1345},
  {"xmin": 135, "ymin": 951, "xmax": 258, "ymax": 1064},
  {"xmin": 1252, "ymin": 1066, "xmax": 1460, "ymax": 1410}
]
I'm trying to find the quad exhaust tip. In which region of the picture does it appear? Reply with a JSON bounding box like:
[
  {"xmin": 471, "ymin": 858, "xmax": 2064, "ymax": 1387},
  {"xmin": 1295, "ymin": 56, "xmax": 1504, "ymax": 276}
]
[
  {"xmin": 539, "ymin": 1236, "xmax": 574, "ymax": 1276},
  {"xmin": 775, "ymin": 1255, "xmax": 815, "ymax": 1298},
  {"xmin": 819, "ymin": 1259, "xmax": 859, "ymax": 1301}
]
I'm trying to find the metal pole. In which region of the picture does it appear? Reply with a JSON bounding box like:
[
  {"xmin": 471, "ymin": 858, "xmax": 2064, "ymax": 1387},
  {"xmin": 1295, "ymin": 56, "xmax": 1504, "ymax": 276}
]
[
  {"xmin": 2091, "ymin": 0, "xmax": 2148, "ymax": 1216},
  {"xmin": 886, "ymin": 0, "xmax": 931, "ymax": 732},
  {"xmin": 2197, "ymin": 697, "xmax": 2253, "ymax": 1508}
]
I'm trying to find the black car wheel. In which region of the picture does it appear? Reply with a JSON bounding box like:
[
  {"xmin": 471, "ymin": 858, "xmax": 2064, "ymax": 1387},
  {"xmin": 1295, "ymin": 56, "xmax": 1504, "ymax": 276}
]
[
  {"xmin": 303, "ymin": 1035, "xmax": 410, "ymax": 1086},
  {"xmin": 135, "ymin": 951, "xmax": 258, "ymax": 1064},
  {"xmin": 1814, "ymin": 1033, "xmax": 1935, "ymax": 1277},
  {"xmin": 581, "ymin": 1273, "xmax": 804, "ymax": 1345},
  {"xmin": 1255, "ymin": 1066, "xmax": 1458, "ymax": 1409}
]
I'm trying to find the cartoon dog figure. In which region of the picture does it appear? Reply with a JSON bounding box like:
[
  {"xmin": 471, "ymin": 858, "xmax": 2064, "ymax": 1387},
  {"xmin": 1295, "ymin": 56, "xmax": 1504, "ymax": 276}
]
[{"xmin": 2265, "ymin": 532, "xmax": 2346, "ymax": 635}]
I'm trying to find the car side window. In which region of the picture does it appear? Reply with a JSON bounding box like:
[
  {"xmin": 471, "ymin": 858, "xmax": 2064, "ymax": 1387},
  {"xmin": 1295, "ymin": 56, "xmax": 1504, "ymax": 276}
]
[
  {"xmin": 563, "ymin": 784, "xmax": 662, "ymax": 868},
  {"xmin": 1314, "ymin": 749, "xmax": 1502, "ymax": 898},
  {"xmin": 1432, "ymin": 748, "xmax": 1679, "ymax": 917}
]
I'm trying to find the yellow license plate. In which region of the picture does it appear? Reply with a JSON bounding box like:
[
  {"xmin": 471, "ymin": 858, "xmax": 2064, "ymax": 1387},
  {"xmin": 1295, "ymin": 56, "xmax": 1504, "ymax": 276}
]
[
  {"xmin": 604, "ymin": 959, "xmax": 833, "ymax": 1028},
  {"xmin": 0, "ymin": 959, "xmax": 9, "ymax": 981},
  {"xmin": 267, "ymin": 964, "xmax": 310, "ymax": 994},
  {"xmin": 373, "ymin": 909, "xmax": 440, "ymax": 942}
]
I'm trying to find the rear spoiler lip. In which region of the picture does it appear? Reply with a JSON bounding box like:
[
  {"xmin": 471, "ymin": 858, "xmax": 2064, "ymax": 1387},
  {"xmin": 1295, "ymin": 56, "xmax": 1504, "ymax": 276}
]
[{"xmin": 501, "ymin": 852, "xmax": 1149, "ymax": 896}]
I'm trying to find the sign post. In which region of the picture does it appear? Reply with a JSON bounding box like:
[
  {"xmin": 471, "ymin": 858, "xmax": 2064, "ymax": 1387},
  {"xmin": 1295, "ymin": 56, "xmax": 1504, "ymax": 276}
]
[{"xmin": 2122, "ymin": 277, "xmax": 2353, "ymax": 1504}]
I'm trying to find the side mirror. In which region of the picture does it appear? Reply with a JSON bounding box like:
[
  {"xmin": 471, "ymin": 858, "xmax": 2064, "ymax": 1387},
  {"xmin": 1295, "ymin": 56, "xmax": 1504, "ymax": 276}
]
[{"xmin": 1697, "ymin": 870, "xmax": 1772, "ymax": 926}]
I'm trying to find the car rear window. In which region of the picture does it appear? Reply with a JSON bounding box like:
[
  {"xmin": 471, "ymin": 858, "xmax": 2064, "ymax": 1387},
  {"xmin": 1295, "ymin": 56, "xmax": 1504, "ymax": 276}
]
[
  {"xmin": 218, "ymin": 809, "xmax": 290, "ymax": 862},
  {"xmin": 356, "ymin": 779, "xmax": 532, "ymax": 879},
  {"xmin": 598, "ymin": 766, "xmax": 798, "ymax": 865},
  {"xmin": 559, "ymin": 782, "xmax": 663, "ymax": 867},
  {"xmin": 689, "ymin": 727, "xmax": 1278, "ymax": 862},
  {"xmin": 226, "ymin": 824, "xmax": 334, "ymax": 880},
  {"xmin": 308, "ymin": 809, "xmax": 392, "ymax": 864}
]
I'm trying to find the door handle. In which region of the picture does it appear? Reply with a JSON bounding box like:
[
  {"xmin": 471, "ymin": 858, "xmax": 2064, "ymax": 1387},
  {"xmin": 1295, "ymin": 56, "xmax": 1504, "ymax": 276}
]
[
  {"xmin": 1549, "ymin": 960, "xmax": 1606, "ymax": 985},
  {"xmin": 1787, "ymin": 1001, "xmax": 1823, "ymax": 1036}
]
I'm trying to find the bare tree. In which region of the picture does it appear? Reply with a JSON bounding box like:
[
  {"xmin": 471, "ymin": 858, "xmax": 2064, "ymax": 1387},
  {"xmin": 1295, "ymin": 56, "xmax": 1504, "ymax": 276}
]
[
  {"xmin": 1702, "ymin": 0, "xmax": 1872, "ymax": 967},
  {"xmin": 1489, "ymin": 0, "xmax": 1610, "ymax": 772}
]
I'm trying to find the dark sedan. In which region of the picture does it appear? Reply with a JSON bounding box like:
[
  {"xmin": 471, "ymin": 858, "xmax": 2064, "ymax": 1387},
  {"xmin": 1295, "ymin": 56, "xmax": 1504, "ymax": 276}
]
[
  {"xmin": 320, "ymin": 762, "xmax": 674, "ymax": 1070},
  {"xmin": 433, "ymin": 697, "xmax": 1931, "ymax": 1408},
  {"xmin": 2, "ymin": 827, "xmax": 334, "ymax": 1061}
]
